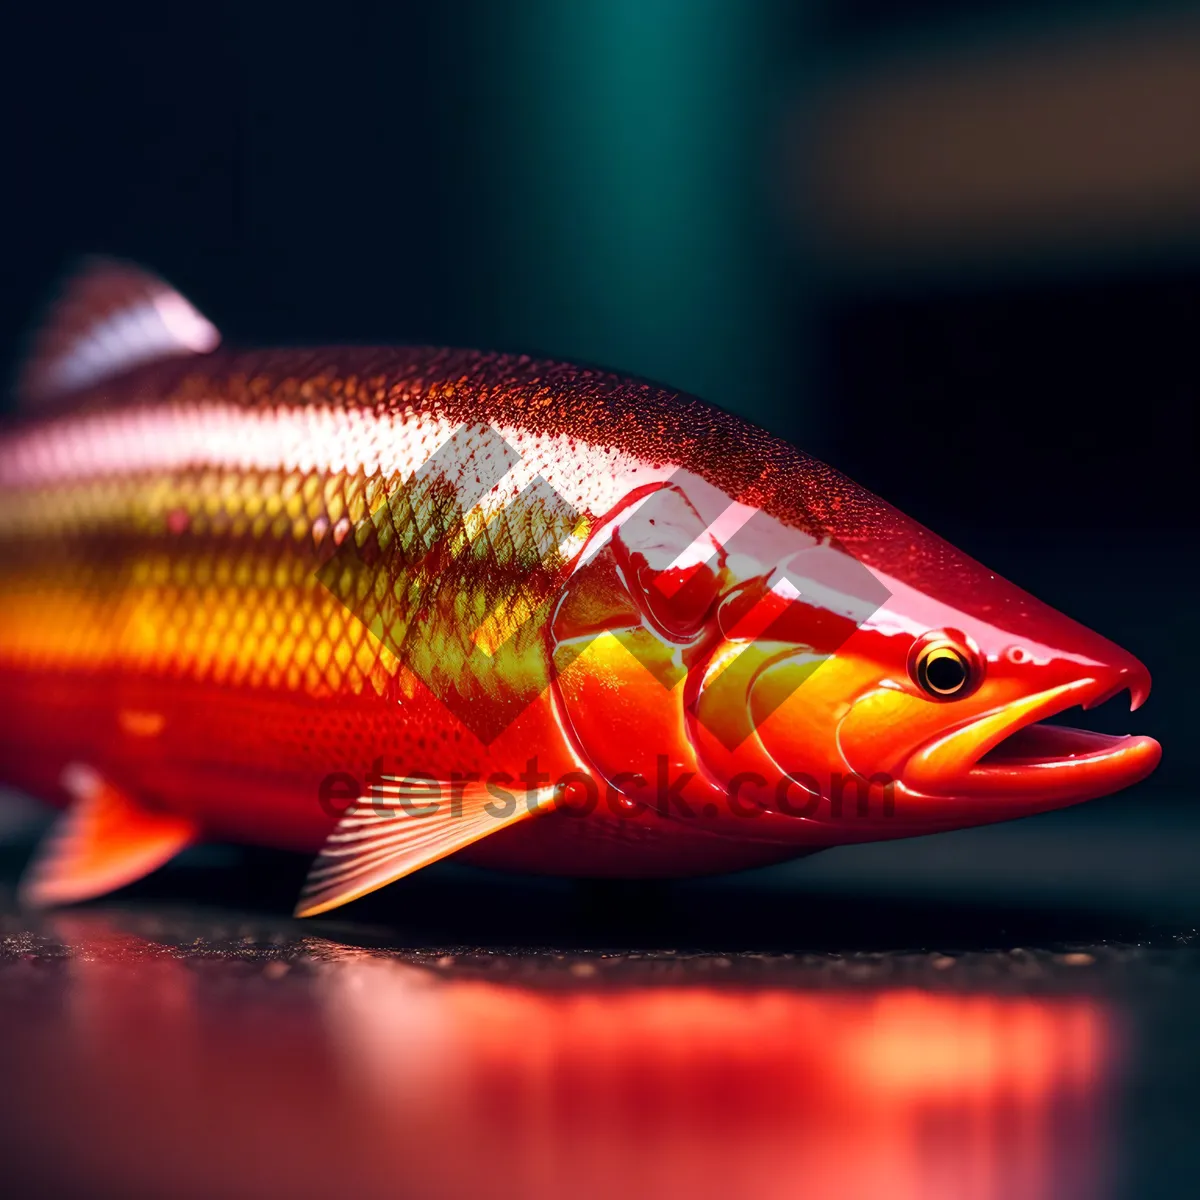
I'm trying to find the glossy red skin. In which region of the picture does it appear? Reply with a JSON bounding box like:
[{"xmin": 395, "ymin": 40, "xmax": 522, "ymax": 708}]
[{"xmin": 0, "ymin": 347, "xmax": 1159, "ymax": 877}]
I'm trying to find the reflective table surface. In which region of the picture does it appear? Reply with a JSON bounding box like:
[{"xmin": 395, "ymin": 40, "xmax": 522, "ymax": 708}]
[{"xmin": 1, "ymin": 790, "xmax": 1199, "ymax": 1200}]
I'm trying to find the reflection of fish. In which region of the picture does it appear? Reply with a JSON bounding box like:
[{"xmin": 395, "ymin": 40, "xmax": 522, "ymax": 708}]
[
  {"xmin": 6, "ymin": 917, "xmax": 1115, "ymax": 1200},
  {"xmin": 319, "ymin": 964, "xmax": 1115, "ymax": 1200},
  {"xmin": 0, "ymin": 259, "xmax": 1159, "ymax": 915}
]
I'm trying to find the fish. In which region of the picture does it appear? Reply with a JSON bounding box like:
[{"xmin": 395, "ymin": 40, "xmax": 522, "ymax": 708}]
[{"xmin": 0, "ymin": 259, "xmax": 1160, "ymax": 917}]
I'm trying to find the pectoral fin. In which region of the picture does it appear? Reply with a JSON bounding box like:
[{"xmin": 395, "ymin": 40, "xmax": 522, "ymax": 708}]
[
  {"xmin": 19, "ymin": 765, "xmax": 199, "ymax": 908},
  {"xmin": 296, "ymin": 778, "xmax": 560, "ymax": 917}
]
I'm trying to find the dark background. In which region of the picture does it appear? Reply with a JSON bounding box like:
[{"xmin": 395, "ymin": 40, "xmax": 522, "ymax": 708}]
[
  {"xmin": 1, "ymin": 3, "xmax": 1199, "ymax": 1197},
  {"xmin": 4, "ymin": 2, "xmax": 1193, "ymax": 785},
  {"xmin": 5, "ymin": 4, "xmax": 1196, "ymax": 529}
]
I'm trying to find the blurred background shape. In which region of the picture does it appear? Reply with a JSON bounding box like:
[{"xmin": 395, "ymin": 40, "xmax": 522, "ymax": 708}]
[
  {"xmin": 801, "ymin": 10, "xmax": 1200, "ymax": 261},
  {"xmin": 436, "ymin": 0, "xmax": 786, "ymax": 422}
]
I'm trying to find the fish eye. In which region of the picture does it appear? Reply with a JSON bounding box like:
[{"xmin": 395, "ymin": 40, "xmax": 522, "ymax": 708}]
[{"xmin": 911, "ymin": 636, "xmax": 979, "ymax": 700}]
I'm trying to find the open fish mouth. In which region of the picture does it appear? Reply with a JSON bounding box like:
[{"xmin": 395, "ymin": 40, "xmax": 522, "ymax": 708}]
[{"xmin": 903, "ymin": 671, "xmax": 1161, "ymax": 805}]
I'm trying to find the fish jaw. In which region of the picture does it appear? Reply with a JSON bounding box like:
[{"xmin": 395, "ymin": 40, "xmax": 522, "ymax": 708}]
[
  {"xmin": 831, "ymin": 660, "xmax": 1160, "ymax": 835},
  {"xmin": 902, "ymin": 674, "xmax": 1159, "ymax": 803}
]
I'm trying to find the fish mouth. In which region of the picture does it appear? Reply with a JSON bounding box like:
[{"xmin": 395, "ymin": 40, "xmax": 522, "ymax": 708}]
[{"xmin": 903, "ymin": 673, "xmax": 1161, "ymax": 808}]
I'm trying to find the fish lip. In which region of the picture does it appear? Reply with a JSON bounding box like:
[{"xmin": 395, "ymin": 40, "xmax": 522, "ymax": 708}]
[{"xmin": 902, "ymin": 674, "xmax": 1161, "ymax": 805}]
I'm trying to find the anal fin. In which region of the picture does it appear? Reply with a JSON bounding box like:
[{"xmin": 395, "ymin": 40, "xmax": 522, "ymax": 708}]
[
  {"xmin": 19, "ymin": 765, "xmax": 199, "ymax": 908},
  {"xmin": 296, "ymin": 778, "xmax": 561, "ymax": 917}
]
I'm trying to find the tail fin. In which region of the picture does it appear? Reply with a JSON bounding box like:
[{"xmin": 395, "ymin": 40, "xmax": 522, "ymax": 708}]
[{"xmin": 17, "ymin": 257, "xmax": 220, "ymax": 406}]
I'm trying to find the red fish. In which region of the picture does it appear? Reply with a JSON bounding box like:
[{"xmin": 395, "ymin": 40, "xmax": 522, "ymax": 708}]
[{"xmin": 0, "ymin": 260, "xmax": 1160, "ymax": 916}]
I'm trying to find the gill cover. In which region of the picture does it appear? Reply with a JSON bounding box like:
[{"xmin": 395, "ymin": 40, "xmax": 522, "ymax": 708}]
[
  {"xmin": 550, "ymin": 484, "xmax": 731, "ymax": 817},
  {"xmin": 549, "ymin": 482, "xmax": 890, "ymax": 827}
]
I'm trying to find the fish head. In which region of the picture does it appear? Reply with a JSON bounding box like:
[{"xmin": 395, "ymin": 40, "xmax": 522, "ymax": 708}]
[
  {"xmin": 717, "ymin": 504, "xmax": 1161, "ymax": 839},
  {"xmin": 553, "ymin": 453, "xmax": 1158, "ymax": 842}
]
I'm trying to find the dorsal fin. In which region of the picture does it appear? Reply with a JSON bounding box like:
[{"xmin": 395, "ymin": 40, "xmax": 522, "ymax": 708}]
[{"xmin": 17, "ymin": 256, "xmax": 220, "ymax": 406}]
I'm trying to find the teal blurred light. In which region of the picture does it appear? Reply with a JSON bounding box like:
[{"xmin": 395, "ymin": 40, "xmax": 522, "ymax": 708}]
[{"xmin": 449, "ymin": 0, "xmax": 788, "ymax": 426}]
